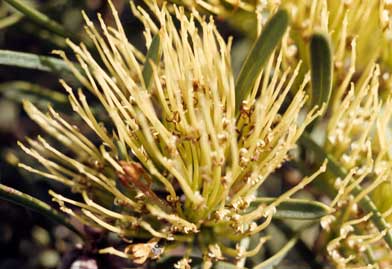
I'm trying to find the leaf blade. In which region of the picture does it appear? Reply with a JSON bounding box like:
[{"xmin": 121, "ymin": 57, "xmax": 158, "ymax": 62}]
[
  {"xmin": 0, "ymin": 50, "xmax": 69, "ymax": 73},
  {"xmin": 235, "ymin": 9, "xmax": 289, "ymax": 114},
  {"xmin": 0, "ymin": 183, "xmax": 83, "ymax": 238},
  {"xmin": 0, "ymin": 81, "xmax": 68, "ymax": 110},
  {"xmin": 309, "ymin": 32, "xmax": 332, "ymax": 110},
  {"xmin": 142, "ymin": 34, "xmax": 161, "ymax": 90},
  {"xmin": 0, "ymin": 50, "xmax": 80, "ymax": 85},
  {"xmin": 252, "ymin": 197, "xmax": 330, "ymax": 220}
]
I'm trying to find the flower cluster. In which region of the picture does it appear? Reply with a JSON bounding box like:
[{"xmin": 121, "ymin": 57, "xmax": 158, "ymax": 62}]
[
  {"xmin": 321, "ymin": 63, "xmax": 392, "ymax": 268},
  {"xmin": 18, "ymin": 1, "xmax": 324, "ymax": 267}
]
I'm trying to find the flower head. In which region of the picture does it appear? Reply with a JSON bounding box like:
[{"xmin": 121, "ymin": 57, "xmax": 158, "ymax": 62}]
[
  {"xmin": 19, "ymin": 1, "xmax": 321, "ymax": 265},
  {"xmin": 321, "ymin": 40, "xmax": 392, "ymax": 269}
]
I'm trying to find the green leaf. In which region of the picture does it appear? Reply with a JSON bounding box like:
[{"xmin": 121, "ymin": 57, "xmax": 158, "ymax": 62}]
[
  {"xmin": 252, "ymin": 197, "xmax": 330, "ymax": 220},
  {"xmin": 235, "ymin": 9, "xmax": 289, "ymax": 114},
  {"xmin": 0, "ymin": 50, "xmax": 81, "ymax": 85},
  {"xmin": 0, "ymin": 183, "xmax": 83, "ymax": 238},
  {"xmin": 0, "ymin": 50, "xmax": 76, "ymax": 80},
  {"xmin": 309, "ymin": 32, "xmax": 332, "ymax": 110},
  {"xmin": 299, "ymin": 132, "xmax": 392, "ymax": 250},
  {"xmin": 0, "ymin": 81, "xmax": 68, "ymax": 110},
  {"xmin": 4, "ymin": 0, "xmax": 68, "ymax": 38},
  {"xmin": 142, "ymin": 34, "xmax": 161, "ymax": 90},
  {"xmin": 253, "ymin": 237, "xmax": 297, "ymax": 269}
]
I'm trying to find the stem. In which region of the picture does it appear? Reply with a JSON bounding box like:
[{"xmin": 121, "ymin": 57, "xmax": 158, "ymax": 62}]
[{"xmin": 253, "ymin": 236, "xmax": 297, "ymax": 269}]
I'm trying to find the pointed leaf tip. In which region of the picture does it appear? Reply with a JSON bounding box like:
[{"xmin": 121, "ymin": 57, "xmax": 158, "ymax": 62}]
[
  {"xmin": 0, "ymin": 184, "xmax": 83, "ymax": 238},
  {"xmin": 310, "ymin": 32, "xmax": 332, "ymax": 111},
  {"xmin": 235, "ymin": 9, "xmax": 289, "ymax": 114},
  {"xmin": 142, "ymin": 34, "xmax": 162, "ymax": 90}
]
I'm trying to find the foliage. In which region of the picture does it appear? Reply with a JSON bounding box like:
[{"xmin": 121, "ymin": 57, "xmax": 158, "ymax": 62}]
[{"xmin": 1, "ymin": 0, "xmax": 392, "ymax": 268}]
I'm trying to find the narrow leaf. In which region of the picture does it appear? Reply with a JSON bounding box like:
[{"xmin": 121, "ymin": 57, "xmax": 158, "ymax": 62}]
[
  {"xmin": 235, "ymin": 9, "xmax": 289, "ymax": 114},
  {"xmin": 253, "ymin": 237, "xmax": 297, "ymax": 269},
  {"xmin": 4, "ymin": 0, "xmax": 68, "ymax": 37},
  {"xmin": 142, "ymin": 34, "xmax": 161, "ymax": 90},
  {"xmin": 0, "ymin": 183, "xmax": 83, "ymax": 238},
  {"xmin": 0, "ymin": 81, "xmax": 68, "ymax": 110},
  {"xmin": 0, "ymin": 50, "xmax": 73, "ymax": 76},
  {"xmin": 252, "ymin": 197, "xmax": 330, "ymax": 220},
  {"xmin": 309, "ymin": 32, "xmax": 332, "ymax": 110}
]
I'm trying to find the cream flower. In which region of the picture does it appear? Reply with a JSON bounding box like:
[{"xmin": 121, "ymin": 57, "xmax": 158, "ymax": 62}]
[{"xmin": 19, "ymin": 1, "xmax": 322, "ymax": 266}]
